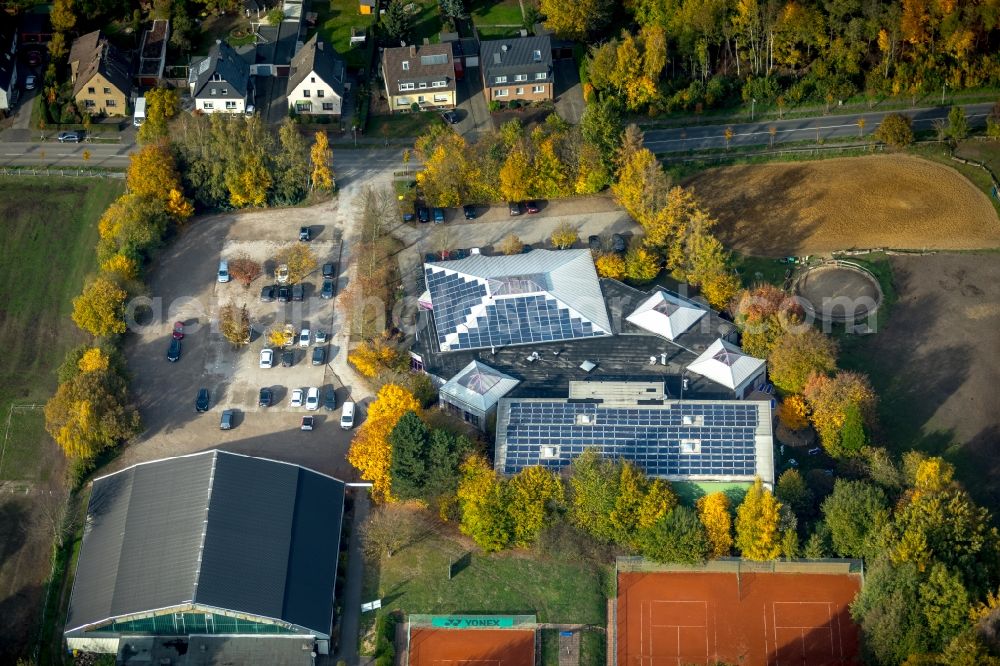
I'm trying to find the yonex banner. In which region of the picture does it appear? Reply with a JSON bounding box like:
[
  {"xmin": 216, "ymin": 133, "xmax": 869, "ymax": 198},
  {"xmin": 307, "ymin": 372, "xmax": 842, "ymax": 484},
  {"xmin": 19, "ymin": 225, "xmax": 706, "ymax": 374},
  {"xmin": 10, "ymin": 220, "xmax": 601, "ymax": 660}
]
[{"xmin": 430, "ymin": 616, "xmax": 516, "ymax": 628}]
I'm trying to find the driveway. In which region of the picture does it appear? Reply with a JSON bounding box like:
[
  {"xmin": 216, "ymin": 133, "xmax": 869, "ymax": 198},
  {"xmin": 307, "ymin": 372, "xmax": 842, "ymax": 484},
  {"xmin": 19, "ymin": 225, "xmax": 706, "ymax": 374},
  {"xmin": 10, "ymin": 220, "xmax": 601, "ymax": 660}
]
[
  {"xmin": 553, "ymin": 59, "xmax": 584, "ymax": 124},
  {"xmin": 455, "ymin": 71, "xmax": 493, "ymax": 139}
]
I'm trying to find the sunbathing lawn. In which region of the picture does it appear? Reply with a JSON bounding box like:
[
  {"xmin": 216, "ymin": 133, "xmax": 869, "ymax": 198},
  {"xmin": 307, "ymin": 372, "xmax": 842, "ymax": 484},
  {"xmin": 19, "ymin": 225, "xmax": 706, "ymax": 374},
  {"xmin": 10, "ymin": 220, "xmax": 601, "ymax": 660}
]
[
  {"xmin": 311, "ymin": 0, "xmax": 375, "ymax": 68},
  {"xmin": 409, "ymin": 0, "xmax": 444, "ymax": 45},
  {"xmin": 470, "ymin": 0, "xmax": 524, "ymax": 26}
]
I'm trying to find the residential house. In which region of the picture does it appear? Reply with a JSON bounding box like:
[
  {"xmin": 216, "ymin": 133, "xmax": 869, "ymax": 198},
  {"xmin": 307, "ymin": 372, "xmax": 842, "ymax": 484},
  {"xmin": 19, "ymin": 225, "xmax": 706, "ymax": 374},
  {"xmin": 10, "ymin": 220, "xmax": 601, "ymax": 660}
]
[
  {"xmin": 68, "ymin": 30, "xmax": 132, "ymax": 116},
  {"xmin": 189, "ymin": 40, "xmax": 254, "ymax": 114},
  {"xmin": 0, "ymin": 24, "xmax": 18, "ymax": 112},
  {"xmin": 286, "ymin": 35, "xmax": 346, "ymax": 117},
  {"xmin": 381, "ymin": 43, "xmax": 456, "ymax": 113},
  {"xmin": 480, "ymin": 35, "xmax": 553, "ymax": 105}
]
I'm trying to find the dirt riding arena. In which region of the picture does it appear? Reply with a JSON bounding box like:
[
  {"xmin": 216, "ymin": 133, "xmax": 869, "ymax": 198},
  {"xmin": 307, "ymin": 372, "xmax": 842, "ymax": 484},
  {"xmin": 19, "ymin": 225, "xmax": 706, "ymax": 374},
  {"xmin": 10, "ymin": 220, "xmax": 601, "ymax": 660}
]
[
  {"xmin": 407, "ymin": 628, "xmax": 536, "ymax": 666},
  {"xmin": 686, "ymin": 155, "xmax": 1000, "ymax": 256},
  {"xmin": 617, "ymin": 571, "xmax": 862, "ymax": 666}
]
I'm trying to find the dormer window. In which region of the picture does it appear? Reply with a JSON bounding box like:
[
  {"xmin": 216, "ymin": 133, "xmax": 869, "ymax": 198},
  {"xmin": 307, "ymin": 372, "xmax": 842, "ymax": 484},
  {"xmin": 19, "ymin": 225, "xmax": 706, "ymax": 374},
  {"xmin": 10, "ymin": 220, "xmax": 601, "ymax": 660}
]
[
  {"xmin": 495, "ymin": 76, "xmax": 507, "ymax": 83},
  {"xmin": 211, "ymin": 72, "xmax": 223, "ymax": 81},
  {"xmin": 532, "ymin": 49, "xmax": 542, "ymax": 62},
  {"xmin": 402, "ymin": 61, "xmax": 410, "ymax": 70}
]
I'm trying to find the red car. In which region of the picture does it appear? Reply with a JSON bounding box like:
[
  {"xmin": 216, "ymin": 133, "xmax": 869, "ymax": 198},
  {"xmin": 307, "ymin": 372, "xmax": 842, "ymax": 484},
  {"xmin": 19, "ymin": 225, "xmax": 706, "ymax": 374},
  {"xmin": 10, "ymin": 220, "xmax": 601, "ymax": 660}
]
[
  {"xmin": 172, "ymin": 322, "xmax": 185, "ymax": 339},
  {"xmin": 525, "ymin": 200, "xmax": 541, "ymax": 214}
]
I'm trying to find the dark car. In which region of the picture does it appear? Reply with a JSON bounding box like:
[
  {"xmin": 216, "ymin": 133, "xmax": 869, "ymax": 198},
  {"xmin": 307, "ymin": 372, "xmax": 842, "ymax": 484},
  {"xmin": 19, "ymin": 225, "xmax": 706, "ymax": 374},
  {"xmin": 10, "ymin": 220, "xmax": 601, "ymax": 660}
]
[
  {"xmin": 322, "ymin": 262, "xmax": 336, "ymax": 279},
  {"xmin": 300, "ymin": 415, "xmax": 315, "ymax": 431},
  {"xmin": 298, "ymin": 226, "xmax": 311, "ymax": 241},
  {"xmin": 220, "ymin": 409, "xmax": 234, "ymax": 430},
  {"xmin": 611, "ymin": 233, "xmax": 627, "ymax": 253},
  {"xmin": 172, "ymin": 321, "xmax": 185, "ymax": 339},
  {"xmin": 402, "ymin": 208, "xmax": 416, "ymax": 223},
  {"xmin": 281, "ymin": 350, "xmax": 294, "ymax": 367},
  {"xmin": 26, "ymin": 50, "xmax": 42, "ymax": 66},
  {"xmin": 57, "ymin": 131, "xmax": 82, "ymax": 143},
  {"xmin": 291, "ymin": 284, "xmax": 304, "ymax": 301},
  {"xmin": 432, "ymin": 208, "xmax": 445, "ymax": 224},
  {"xmin": 260, "ymin": 284, "xmax": 275, "ymax": 302},
  {"xmin": 508, "ymin": 201, "xmax": 523, "ymax": 216},
  {"xmin": 312, "ymin": 346, "xmax": 326, "ymax": 365},
  {"xmin": 258, "ymin": 387, "xmax": 273, "ymax": 407},
  {"xmin": 441, "ymin": 110, "xmax": 459, "ymax": 124},
  {"xmin": 588, "ymin": 235, "xmax": 602, "ymax": 252},
  {"xmin": 323, "ymin": 386, "xmax": 337, "ymax": 411},
  {"xmin": 277, "ymin": 285, "xmax": 291, "ymax": 302},
  {"xmin": 167, "ymin": 338, "xmax": 181, "ymax": 362},
  {"xmin": 525, "ymin": 200, "xmax": 540, "ymax": 214},
  {"xmin": 463, "ymin": 204, "xmax": 476, "ymax": 220},
  {"xmin": 417, "ymin": 207, "xmax": 430, "ymax": 223},
  {"xmin": 321, "ymin": 279, "xmax": 334, "ymax": 299},
  {"xmin": 195, "ymin": 388, "xmax": 210, "ymax": 413}
]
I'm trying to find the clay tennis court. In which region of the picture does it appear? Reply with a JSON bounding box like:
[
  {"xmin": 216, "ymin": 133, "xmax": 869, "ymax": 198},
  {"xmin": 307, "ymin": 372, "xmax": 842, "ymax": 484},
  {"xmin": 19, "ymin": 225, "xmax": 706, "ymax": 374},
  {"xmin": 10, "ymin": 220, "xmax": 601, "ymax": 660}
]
[
  {"xmin": 617, "ymin": 571, "xmax": 862, "ymax": 666},
  {"xmin": 408, "ymin": 628, "xmax": 536, "ymax": 666}
]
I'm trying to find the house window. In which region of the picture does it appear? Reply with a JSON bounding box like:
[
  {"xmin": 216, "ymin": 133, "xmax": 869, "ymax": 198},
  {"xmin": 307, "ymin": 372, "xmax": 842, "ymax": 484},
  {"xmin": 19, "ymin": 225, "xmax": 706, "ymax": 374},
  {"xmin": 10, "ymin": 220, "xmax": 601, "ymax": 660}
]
[
  {"xmin": 87, "ymin": 86, "xmax": 95, "ymax": 94},
  {"xmin": 103, "ymin": 87, "xmax": 111, "ymax": 94},
  {"xmin": 84, "ymin": 100, "xmax": 95, "ymax": 108},
  {"xmin": 210, "ymin": 87, "xmax": 216, "ymax": 95},
  {"xmin": 296, "ymin": 101, "xmax": 311, "ymax": 112},
  {"xmin": 396, "ymin": 97, "xmax": 411, "ymax": 106},
  {"xmin": 417, "ymin": 95, "xmax": 425, "ymax": 103},
  {"xmin": 535, "ymin": 72, "xmax": 546, "ymax": 80},
  {"xmin": 532, "ymin": 49, "xmax": 542, "ymax": 62},
  {"xmin": 303, "ymin": 90, "xmax": 311, "ymax": 97},
  {"xmin": 515, "ymin": 87, "xmax": 524, "ymax": 95},
  {"xmin": 322, "ymin": 102, "xmax": 334, "ymax": 111},
  {"xmin": 433, "ymin": 94, "xmax": 448, "ymax": 102},
  {"xmin": 203, "ymin": 102, "xmax": 214, "ymax": 109},
  {"xmin": 399, "ymin": 82, "xmax": 414, "ymax": 91},
  {"xmin": 532, "ymin": 85, "xmax": 544, "ymax": 93},
  {"xmin": 317, "ymin": 89, "xmax": 324, "ymax": 98},
  {"xmin": 402, "ymin": 61, "xmax": 410, "ymax": 70},
  {"xmin": 418, "ymin": 82, "xmax": 427, "ymax": 89},
  {"xmin": 105, "ymin": 99, "xmax": 116, "ymax": 107},
  {"xmin": 431, "ymin": 80, "xmax": 446, "ymax": 88},
  {"xmin": 222, "ymin": 88, "xmax": 228, "ymax": 95},
  {"xmin": 495, "ymin": 76, "xmax": 507, "ymax": 84},
  {"xmin": 225, "ymin": 100, "xmax": 237, "ymax": 109},
  {"xmin": 494, "ymin": 88, "xmax": 508, "ymax": 97},
  {"xmin": 515, "ymin": 74, "xmax": 526, "ymax": 82},
  {"xmin": 310, "ymin": 76, "xmax": 316, "ymax": 83}
]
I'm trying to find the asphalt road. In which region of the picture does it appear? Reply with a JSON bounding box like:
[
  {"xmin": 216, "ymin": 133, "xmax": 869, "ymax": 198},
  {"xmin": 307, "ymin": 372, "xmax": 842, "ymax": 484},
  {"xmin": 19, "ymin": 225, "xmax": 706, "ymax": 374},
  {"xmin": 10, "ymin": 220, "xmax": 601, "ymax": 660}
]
[{"xmin": 643, "ymin": 102, "xmax": 995, "ymax": 152}]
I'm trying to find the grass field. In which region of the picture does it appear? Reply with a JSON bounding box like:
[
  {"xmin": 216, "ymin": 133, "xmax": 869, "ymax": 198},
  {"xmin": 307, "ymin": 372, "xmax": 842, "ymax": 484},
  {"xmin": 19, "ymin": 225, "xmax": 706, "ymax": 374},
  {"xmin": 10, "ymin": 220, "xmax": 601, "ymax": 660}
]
[
  {"xmin": 686, "ymin": 154, "xmax": 1000, "ymax": 256},
  {"xmin": 469, "ymin": 0, "xmax": 524, "ymax": 26},
  {"xmin": 368, "ymin": 111, "xmax": 444, "ymax": 138},
  {"xmin": 312, "ymin": 0, "xmax": 376, "ymax": 68}
]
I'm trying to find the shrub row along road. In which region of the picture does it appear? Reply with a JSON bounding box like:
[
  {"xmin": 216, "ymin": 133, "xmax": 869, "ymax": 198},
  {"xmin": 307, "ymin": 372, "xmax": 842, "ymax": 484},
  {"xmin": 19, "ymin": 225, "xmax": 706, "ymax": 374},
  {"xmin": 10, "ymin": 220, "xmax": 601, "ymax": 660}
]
[{"xmin": 643, "ymin": 102, "xmax": 994, "ymax": 153}]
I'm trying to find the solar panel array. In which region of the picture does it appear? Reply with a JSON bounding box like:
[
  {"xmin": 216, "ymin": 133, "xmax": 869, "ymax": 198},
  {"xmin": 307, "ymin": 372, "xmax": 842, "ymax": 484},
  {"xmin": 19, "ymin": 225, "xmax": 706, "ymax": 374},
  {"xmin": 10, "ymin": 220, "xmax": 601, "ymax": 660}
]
[
  {"xmin": 501, "ymin": 401, "xmax": 760, "ymax": 477},
  {"xmin": 426, "ymin": 268, "xmax": 606, "ymax": 351}
]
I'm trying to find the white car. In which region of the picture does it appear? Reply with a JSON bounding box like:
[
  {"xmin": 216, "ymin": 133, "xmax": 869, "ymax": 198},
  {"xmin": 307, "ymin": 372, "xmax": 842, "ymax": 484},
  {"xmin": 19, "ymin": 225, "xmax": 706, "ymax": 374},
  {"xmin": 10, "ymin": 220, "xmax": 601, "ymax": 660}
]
[
  {"xmin": 217, "ymin": 260, "xmax": 230, "ymax": 283},
  {"xmin": 305, "ymin": 387, "xmax": 319, "ymax": 411},
  {"xmin": 290, "ymin": 388, "xmax": 304, "ymax": 408},
  {"xmin": 298, "ymin": 329, "xmax": 310, "ymax": 348},
  {"xmin": 275, "ymin": 264, "xmax": 289, "ymax": 284},
  {"xmin": 315, "ymin": 330, "xmax": 328, "ymax": 344},
  {"xmin": 259, "ymin": 348, "xmax": 274, "ymax": 368}
]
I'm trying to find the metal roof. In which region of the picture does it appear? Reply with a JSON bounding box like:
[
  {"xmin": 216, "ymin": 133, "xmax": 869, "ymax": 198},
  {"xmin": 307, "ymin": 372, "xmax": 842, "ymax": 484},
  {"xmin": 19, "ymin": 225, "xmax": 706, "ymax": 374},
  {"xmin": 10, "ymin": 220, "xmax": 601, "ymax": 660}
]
[
  {"xmin": 439, "ymin": 360, "xmax": 520, "ymax": 413},
  {"xmin": 625, "ymin": 289, "xmax": 708, "ymax": 341},
  {"xmin": 65, "ymin": 451, "xmax": 344, "ymax": 638},
  {"xmin": 686, "ymin": 338, "xmax": 766, "ymax": 392},
  {"xmin": 480, "ymin": 35, "xmax": 552, "ymax": 84},
  {"xmin": 190, "ymin": 41, "xmax": 251, "ymax": 99}
]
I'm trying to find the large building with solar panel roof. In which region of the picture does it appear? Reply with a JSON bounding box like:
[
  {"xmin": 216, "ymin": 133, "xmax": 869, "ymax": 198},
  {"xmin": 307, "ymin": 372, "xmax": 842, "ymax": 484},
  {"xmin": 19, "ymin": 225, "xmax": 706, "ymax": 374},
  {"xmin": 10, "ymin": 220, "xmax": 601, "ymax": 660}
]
[
  {"xmin": 495, "ymin": 381, "xmax": 775, "ymax": 493},
  {"xmin": 64, "ymin": 450, "xmax": 345, "ymax": 664}
]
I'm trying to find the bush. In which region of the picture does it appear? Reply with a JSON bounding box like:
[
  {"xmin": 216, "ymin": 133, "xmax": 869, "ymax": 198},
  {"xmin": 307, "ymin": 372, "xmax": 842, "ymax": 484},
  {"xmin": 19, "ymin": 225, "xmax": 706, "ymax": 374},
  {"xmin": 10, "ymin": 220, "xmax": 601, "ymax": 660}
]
[
  {"xmin": 874, "ymin": 113, "xmax": 914, "ymax": 148},
  {"xmin": 742, "ymin": 76, "xmax": 780, "ymax": 105},
  {"xmin": 488, "ymin": 100, "xmax": 501, "ymax": 112}
]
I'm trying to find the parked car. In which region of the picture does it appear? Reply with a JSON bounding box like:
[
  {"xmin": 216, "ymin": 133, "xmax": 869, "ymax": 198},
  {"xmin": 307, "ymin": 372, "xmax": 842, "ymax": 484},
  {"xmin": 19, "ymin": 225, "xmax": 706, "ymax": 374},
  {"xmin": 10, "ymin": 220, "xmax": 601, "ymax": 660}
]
[
  {"xmin": 323, "ymin": 386, "xmax": 337, "ymax": 411},
  {"xmin": 195, "ymin": 388, "xmax": 210, "ymax": 413},
  {"xmin": 299, "ymin": 226, "xmax": 311, "ymax": 241},
  {"xmin": 167, "ymin": 338, "xmax": 181, "ymax": 362},
  {"xmin": 275, "ymin": 264, "xmax": 290, "ymax": 284},
  {"xmin": 312, "ymin": 346, "xmax": 326, "ymax": 365},
  {"xmin": 611, "ymin": 233, "xmax": 627, "ymax": 253},
  {"xmin": 432, "ymin": 208, "xmax": 445, "ymax": 224},
  {"xmin": 281, "ymin": 350, "xmax": 294, "ymax": 367},
  {"xmin": 441, "ymin": 110, "xmax": 459, "ymax": 124},
  {"xmin": 217, "ymin": 260, "xmax": 230, "ymax": 283},
  {"xmin": 340, "ymin": 401, "xmax": 356, "ymax": 429},
  {"xmin": 260, "ymin": 285, "xmax": 275, "ymax": 302},
  {"xmin": 258, "ymin": 387, "xmax": 273, "ymax": 407},
  {"xmin": 525, "ymin": 200, "xmax": 541, "ymax": 214},
  {"xmin": 172, "ymin": 321, "xmax": 185, "ymax": 339},
  {"xmin": 57, "ymin": 131, "xmax": 82, "ymax": 143},
  {"xmin": 402, "ymin": 208, "xmax": 416, "ymax": 223},
  {"xmin": 291, "ymin": 284, "xmax": 304, "ymax": 302},
  {"xmin": 305, "ymin": 387, "xmax": 319, "ymax": 411},
  {"xmin": 298, "ymin": 329, "xmax": 310, "ymax": 348},
  {"xmin": 315, "ymin": 329, "xmax": 328, "ymax": 344},
  {"xmin": 300, "ymin": 415, "xmax": 315, "ymax": 431},
  {"xmin": 588, "ymin": 235, "xmax": 602, "ymax": 252},
  {"xmin": 508, "ymin": 201, "xmax": 523, "ymax": 216},
  {"xmin": 26, "ymin": 50, "xmax": 42, "ymax": 66},
  {"xmin": 322, "ymin": 262, "xmax": 336, "ymax": 279},
  {"xmin": 220, "ymin": 409, "xmax": 234, "ymax": 430},
  {"xmin": 417, "ymin": 207, "xmax": 430, "ymax": 223},
  {"xmin": 283, "ymin": 324, "xmax": 296, "ymax": 347},
  {"xmin": 259, "ymin": 348, "xmax": 274, "ymax": 368},
  {"xmin": 290, "ymin": 388, "xmax": 304, "ymax": 408},
  {"xmin": 276, "ymin": 285, "xmax": 291, "ymax": 302},
  {"xmin": 24, "ymin": 74, "xmax": 36, "ymax": 90},
  {"xmin": 321, "ymin": 279, "xmax": 334, "ymax": 299},
  {"xmin": 463, "ymin": 204, "xmax": 477, "ymax": 220}
]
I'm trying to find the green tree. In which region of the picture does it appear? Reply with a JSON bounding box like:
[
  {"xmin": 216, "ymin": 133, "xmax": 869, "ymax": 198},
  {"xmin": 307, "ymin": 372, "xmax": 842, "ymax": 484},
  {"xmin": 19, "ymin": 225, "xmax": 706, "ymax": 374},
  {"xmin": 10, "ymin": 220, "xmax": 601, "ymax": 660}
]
[
  {"xmin": 568, "ymin": 449, "xmax": 619, "ymax": 542},
  {"xmin": 768, "ymin": 328, "xmax": 838, "ymax": 394},
  {"xmin": 457, "ymin": 455, "xmax": 512, "ymax": 552},
  {"xmin": 580, "ymin": 97, "xmax": 623, "ymax": 171},
  {"xmin": 803, "ymin": 523, "xmax": 832, "ymax": 558},
  {"xmin": 44, "ymin": 366, "xmax": 140, "ymax": 460},
  {"xmin": 439, "ymin": 0, "xmax": 465, "ymax": 19},
  {"xmin": 274, "ymin": 119, "xmax": 310, "ymax": 203},
  {"xmin": 422, "ymin": 428, "xmax": 473, "ymax": 498},
  {"xmin": 775, "ymin": 468, "xmax": 814, "ymax": 523},
  {"xmin": 735, "ymin": 477, "xmax": 782, "ymax": 560},
  {"xmin": 636, "ymin": 506, "xmax": 711, "ymax": 564},
  {"xmin": 918, "ymin": 563, "xmax": 970, "ymax": 650},
  {"xmin": 821, "ymin": 479, "xmax": 889, "ymax": 558},
  {"xmin": 851, "ymin": 561, "xmax": 930, "ymax": 664},
  {"xmin": 137, "ymin": 88, "xmax": 180, "ymax": 143},
  {"xmin": 947, "ymin": 105, "xmax": 969, "ymax": 141},
  {"xmin": 382, "ymin": 0, "xmax": 413, "ymax": 43},
  {"xmin": 388, "ymin": 411, "xmax": 430, "ymax": 499},
  {"xmin": 874, "ymin": 113, "xmax": 914, "ymax": 148}
]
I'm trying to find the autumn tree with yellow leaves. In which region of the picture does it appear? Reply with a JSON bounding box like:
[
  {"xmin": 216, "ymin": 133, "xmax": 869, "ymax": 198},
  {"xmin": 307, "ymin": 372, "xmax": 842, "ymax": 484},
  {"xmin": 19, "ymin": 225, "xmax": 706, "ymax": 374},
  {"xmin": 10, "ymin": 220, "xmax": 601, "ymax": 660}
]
[
  {"xmin": 732, "ymin": 284, "xmax": 805, "ymax": 359},
  {"xmin": 347, "ymin": 383, "xmax": 421, "ymax": 501},
  {"xmin": 803, "ymin": 370, "xmax": 876, "ymax": 457},
  {"xmin": 100, "ymin": 254, "xmax": 140, "ymax": 282},
  {"xmin": 457, "ymin": 454, "xmax": 512, "ymax": 552},
  {"xmin": 768, "ymin": 328, "xmax": 838, "ymax": 394},
  {"xmin": 310, "ymin": 131, "xmax": 335, "ymax": 191},
  {"xmin": 508, "ymin": 466, "xmax": 565, "ymax": 547},
  {"xmin": 72, "ymin": 276, "xmax": 128, "ymax": 337},
  {"xmin": 735, "ymin": 477, "xmax": 782, "ymax": 561},
  {"xmin": 550, "ymin": 222, "xmax": 579, "ymax": 249},
  {"xmin": 348, "ymin": 334, "xmax": 408, "ymax": 379},
  {"xmin": 697, "ymin": 492, "xmax": 733, "ymax": 557},
  {"xmin": 594, "ymin": 252, "xmax": 626, "ymax": 280}
]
